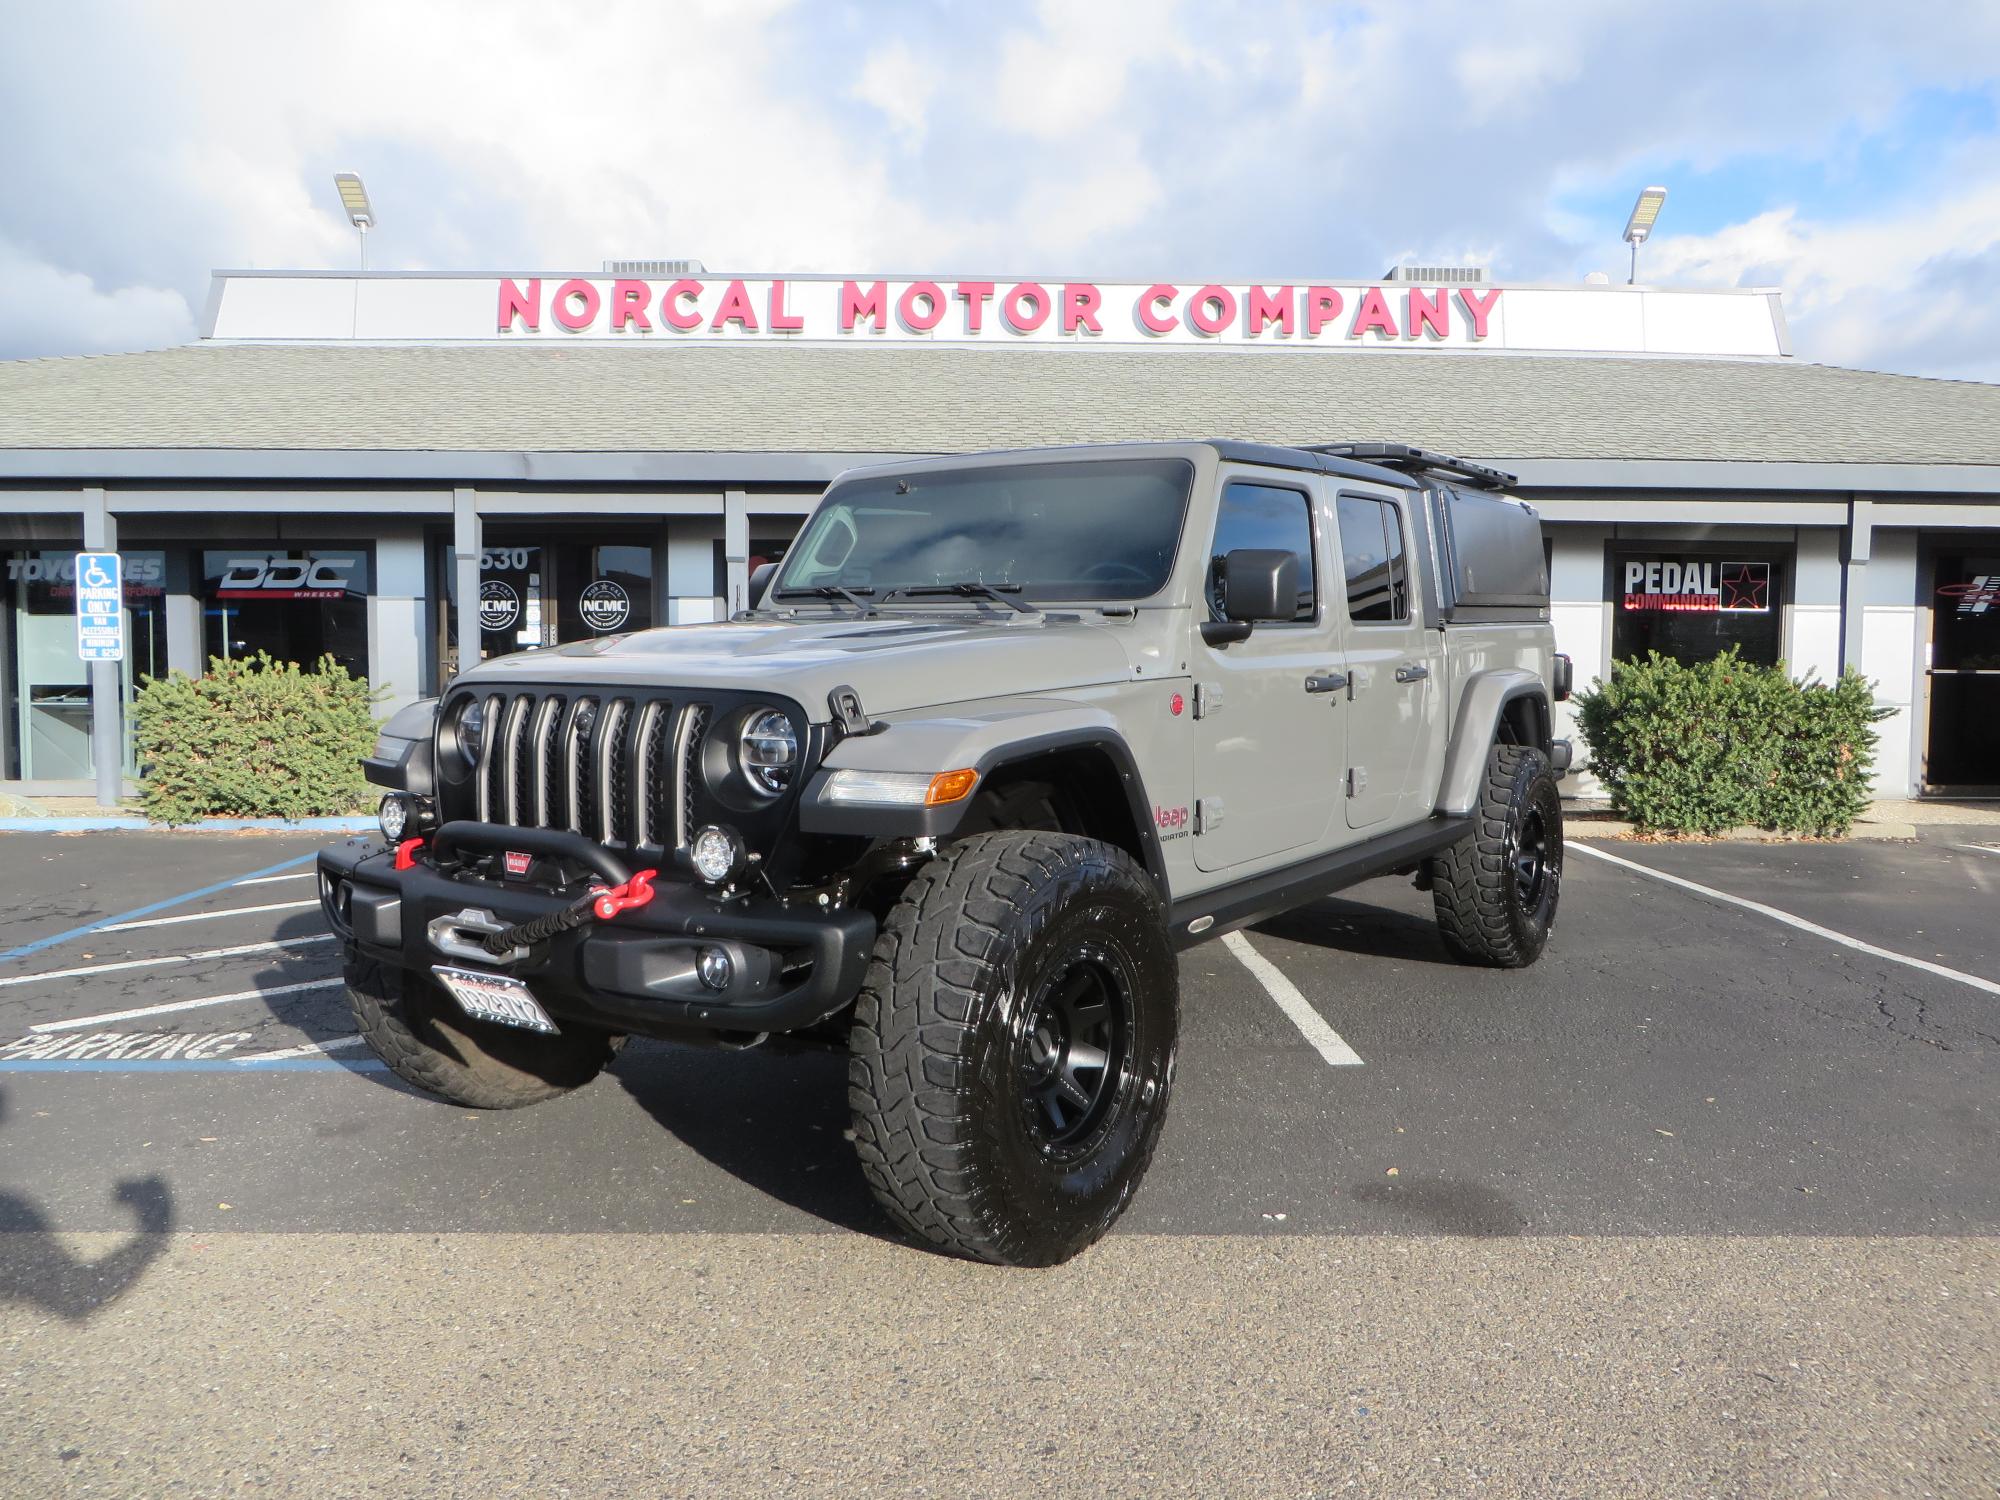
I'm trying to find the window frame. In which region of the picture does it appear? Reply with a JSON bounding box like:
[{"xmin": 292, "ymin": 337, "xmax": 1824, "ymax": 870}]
[
  {"xmin": 1206, "ymin": 476, "xmax": 1321, "ymax": 629},
  {"xmin": 1335, "ymin": 491, "xmax": 1413, "ymax": 628}
]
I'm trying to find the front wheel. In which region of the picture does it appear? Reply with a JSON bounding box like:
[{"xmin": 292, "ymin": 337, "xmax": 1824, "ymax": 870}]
[
  {"xmin": 848, "ymin": 832, "xmax": 1179, "ymax": 1267},
  {"xmin": 1431, "ymin": 743, "xmax": 1563, "ymax": 968}
]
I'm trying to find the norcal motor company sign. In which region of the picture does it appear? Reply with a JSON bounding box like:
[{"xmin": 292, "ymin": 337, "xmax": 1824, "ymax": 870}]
[
  {"xmin": 202, "ymin": 273, "xmax": 1791, "ymax": 356},
  {"xmin": 495, "ymin": 276, "xmax": 1503, "ymax": 346}
]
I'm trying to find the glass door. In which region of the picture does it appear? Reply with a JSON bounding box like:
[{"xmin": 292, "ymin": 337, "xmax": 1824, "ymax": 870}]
[{"xmin": 1925, "ymin": 551, "xmax": 2000, "ymax": 791}]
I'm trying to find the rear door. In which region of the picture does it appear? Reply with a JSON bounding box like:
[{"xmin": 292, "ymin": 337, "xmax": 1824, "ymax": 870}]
[
  {"xmin": 1190, "ymin": 471, "xmax": 1346, "ymax": 873},
  {"xmin": 1333, "ymin": 489, "xmax": 1443, "ymax": 829}
]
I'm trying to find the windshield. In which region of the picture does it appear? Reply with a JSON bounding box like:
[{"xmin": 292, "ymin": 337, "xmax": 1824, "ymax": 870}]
[{"xmin": 773, "ymin": 458, "xmax": 1194, "ymax": 604}]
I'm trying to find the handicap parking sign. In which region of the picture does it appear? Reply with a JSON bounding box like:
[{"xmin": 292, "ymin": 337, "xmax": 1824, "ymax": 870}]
[{"xmin": 75, "ymin": 551, "xmax": 125, "ymax": 662}]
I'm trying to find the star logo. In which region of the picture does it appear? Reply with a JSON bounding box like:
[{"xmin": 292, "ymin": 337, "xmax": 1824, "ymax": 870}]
[{"xmin": 1720, "ymin": 562, "xmax": 1769, "ymax": 612}]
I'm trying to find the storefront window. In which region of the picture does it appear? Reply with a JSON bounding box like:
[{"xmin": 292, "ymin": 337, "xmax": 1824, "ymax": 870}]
[
  {"xmin": 440, "ymin": 532, "xmax": 658, "ymax": 670},
  {"xmin": 202, "ymin": 548, "xmax": 370, "ymax": 680},
  {"xmin": 4, "ymin": 548, "xmax": 168, "ymax": 780},
  {"xmin": 1609, "ymin": 548, "xmax": 1787, "ymax": 667}
]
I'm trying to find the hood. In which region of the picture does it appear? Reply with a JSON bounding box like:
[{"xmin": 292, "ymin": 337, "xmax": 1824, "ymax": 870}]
[{"xmin": 455, "ymin": 611, "xmax": 1141, "ymax": 719}]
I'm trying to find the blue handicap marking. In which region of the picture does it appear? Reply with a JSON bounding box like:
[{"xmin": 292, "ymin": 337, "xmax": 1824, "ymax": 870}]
[{"xmin": 74, "ymin": 550, "xmax": 125, "ymax": 662}]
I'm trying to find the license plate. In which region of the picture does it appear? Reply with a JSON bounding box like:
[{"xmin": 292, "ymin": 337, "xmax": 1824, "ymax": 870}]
[{"xmin": 432, "ymin": 966, "xmax": 559, "ymax": 1034}]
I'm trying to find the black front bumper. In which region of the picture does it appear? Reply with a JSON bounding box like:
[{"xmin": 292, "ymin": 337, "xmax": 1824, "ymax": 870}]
[{"xmin": 317, "ymin": 835, "xmax": 876, "ymax": 1039}]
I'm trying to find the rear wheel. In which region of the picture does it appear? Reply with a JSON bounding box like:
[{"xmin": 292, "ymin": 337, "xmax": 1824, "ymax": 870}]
[
  {"xmin": 848, "ymin": 831, "xmax": 1178, "ymax": 1267},
  {"xmin": 345, "ymin": 954, "xmax": 622, "ymax": 1108},
  {"xmin": 1431, "ymin": 743, "xmax": 1563, "ymax": 968}
]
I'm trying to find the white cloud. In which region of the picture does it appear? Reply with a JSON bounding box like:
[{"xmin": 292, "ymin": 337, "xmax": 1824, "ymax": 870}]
[
  {"xmin": 854, "ymin": 40, "xmax": 935, "ymax": 141},
  {"xmin": 2, "ymin": 0, "xmax": 1999, "ymax": 382},
  {"xmin": 1646, "ymin": 171, "xmax": 2000, "ymax": 379},
  {"xmin": 0, "ymin": 239, "xmax": 192, "ymax": 357}
]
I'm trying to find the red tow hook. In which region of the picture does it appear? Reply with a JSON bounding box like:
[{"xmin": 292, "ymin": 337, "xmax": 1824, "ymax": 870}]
[
  {"xmin": 393, "ymin": 837, "xmax": 426, "ymax": 871},
  {"xmin": 591, "ymin": 869, "xmax": 658, "ymax": 921}
]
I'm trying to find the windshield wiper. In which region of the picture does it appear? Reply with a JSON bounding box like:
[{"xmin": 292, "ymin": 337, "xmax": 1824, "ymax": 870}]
[
  {"xmin": 770, "ymin": 584, "xmax": 879, "ymax": 617},
  {"xmin": 882, "ymin": 582, "xmax": 1038, "ymax": 615}
]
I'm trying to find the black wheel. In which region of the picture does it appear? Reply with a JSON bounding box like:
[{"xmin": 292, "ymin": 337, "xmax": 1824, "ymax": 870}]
[
  {"xmin": 848, "ymin": 831, "xmax": 1178, "ymax": 1266},
  {"xmin": 345, "ymin": 953, "xmax": 622, "ymax": 1109},
  {"xmin": 1431, "ymin": 743, "xmax": 1563, "ymax": 968}
]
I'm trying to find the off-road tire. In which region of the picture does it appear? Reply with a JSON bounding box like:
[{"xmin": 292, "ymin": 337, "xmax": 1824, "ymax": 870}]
[
  {"xmin": 1432, "ymin": 743, "xmax": 1563, "ymax": 968},
  {"xmin": 848, "ymin": 831, "xmax": 1178, "ymax": 1267},
  {"xmin": 345, "ymin": 953, "xmax": 622, "ymax": 1108}
]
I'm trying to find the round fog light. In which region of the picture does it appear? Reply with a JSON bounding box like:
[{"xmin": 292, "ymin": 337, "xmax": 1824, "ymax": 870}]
[
  {"xmin": 689, "ymin": 824, "xmax": 745, "ymax": 885},
  {"xmin": 697, "ymin": 946, "xmax": 733, "ymax": 991},
  {"xmin": 377, "ymin": 793, "xmax": 409, "ymax": 843}
]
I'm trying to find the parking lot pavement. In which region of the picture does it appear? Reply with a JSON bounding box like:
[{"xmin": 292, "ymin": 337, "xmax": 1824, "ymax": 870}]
[{"xmin": 1, "ymin": 828, "xmax": 1996, "ymax": 1495}]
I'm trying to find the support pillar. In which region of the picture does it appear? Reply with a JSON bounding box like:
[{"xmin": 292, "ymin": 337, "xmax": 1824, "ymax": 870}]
[
  {"xmin": 82, "ymin": 487, "xmax": 122, "ymax": 809},
  {"xmin": 1840, "ymin": 498, "xmax": 1873, "ymax": 675},
  {"xmin": 452, "ymin": 487, "xmax": 481, "ymax": 680},
  {"xmin": 724, "ymin": 490, "xmax": 750, "ymax": 617}
]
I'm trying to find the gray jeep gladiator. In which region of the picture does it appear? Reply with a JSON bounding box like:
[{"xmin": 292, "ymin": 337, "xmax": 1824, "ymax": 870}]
[{"xmin": 320, "ymin": 440, "xmax": 1571, "ymax": 1265}]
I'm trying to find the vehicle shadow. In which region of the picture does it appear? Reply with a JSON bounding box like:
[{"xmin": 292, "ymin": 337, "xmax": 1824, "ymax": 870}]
[
  {"xmin": 0, "ymin": 1090, "xmax": 174, "ymax": 1321},
  {"xmin": 611, "ymin": 1041, "xmax": 896, "ymax": 1241},
  {"xmin": 1251, "ymin": 893, "xmax": 1464, "ymax": 967}
]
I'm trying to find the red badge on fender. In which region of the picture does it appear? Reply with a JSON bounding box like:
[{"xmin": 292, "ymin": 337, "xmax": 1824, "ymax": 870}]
[{"xmin": 504, "ymin": 851, "xmax": 531, "ymax": 878}]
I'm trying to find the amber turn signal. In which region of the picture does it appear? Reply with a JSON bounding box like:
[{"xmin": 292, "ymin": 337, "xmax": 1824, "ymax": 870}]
[{"xmin": 924, "ymin": 768, "xmax": 979, "ymax": 805}]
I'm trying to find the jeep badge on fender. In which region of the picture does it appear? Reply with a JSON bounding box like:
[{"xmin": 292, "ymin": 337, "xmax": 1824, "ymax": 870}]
[{"xmin": 321, "ymin": 440, "xmax": 1570, "ymax": 1268}]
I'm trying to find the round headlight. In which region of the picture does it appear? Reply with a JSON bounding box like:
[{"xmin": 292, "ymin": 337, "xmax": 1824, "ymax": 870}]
[
  {"xmin": 690, "ymin": 825, "xmax": 746, "ymax": 885},
  {"xmin": 449, "ymin": 696, "xmax": 485, "ymax": 769},
  {"xmin": 738, "ymin": 708, "xmax": 798, "ymax": 796},
  {"xmin": 378, "ymin": 793, "xmax": 409, "ymax": 843}
]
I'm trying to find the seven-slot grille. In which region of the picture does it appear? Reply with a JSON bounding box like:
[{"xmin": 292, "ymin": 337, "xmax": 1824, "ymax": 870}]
[{"xmin": 470, "ymin": 690, "xmax": 708, "ymax": 852}]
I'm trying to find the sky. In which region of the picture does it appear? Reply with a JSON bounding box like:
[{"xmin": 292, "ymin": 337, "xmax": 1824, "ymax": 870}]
[{"xmin": 4, "ymin": 0, "xmax": 2000, "ymax": 379}]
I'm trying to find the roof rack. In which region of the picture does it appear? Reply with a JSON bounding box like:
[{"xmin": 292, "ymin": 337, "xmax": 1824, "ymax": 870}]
[{"xmin": 1306, "ymin": 443, "xmax": 1517, "ymax": 491}]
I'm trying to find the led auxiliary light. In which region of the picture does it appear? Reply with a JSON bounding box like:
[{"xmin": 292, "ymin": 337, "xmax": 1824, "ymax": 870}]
[
  {"xmin": 690, "ymin": 825, "xmax": 747, "ymax": 885},
  {"xmin": 820, "ymin": 768, "xmax": 979, "ymax": 807},
  {"xmin": 377, "ymin": 793, "xmax": 409, "ymax": 843}
]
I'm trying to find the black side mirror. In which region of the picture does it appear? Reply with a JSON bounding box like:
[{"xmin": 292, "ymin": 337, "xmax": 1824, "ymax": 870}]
[
  {"xmin": 747, "ymin": 562, "xmax": 777, "ymax": 610},
  {"xmin": 1201, "ymin": 548, "xmax": 1299, "ymax": 645}
]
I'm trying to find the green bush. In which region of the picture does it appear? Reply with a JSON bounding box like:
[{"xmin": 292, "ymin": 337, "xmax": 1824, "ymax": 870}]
[
  {"xmin": 1573, "ymin": 649, "xmax": 1889, "ymax": 837},
  {"xmin": 134, "ymin": 653, "xmax": 379, "ymax": 824}
]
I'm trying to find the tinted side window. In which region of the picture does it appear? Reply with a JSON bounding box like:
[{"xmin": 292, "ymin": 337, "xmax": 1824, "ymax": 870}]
[
  {"xmin": 1208, "ymin": 482, "xmax": 1315, "ymax": 622},
  {"xmin": 1337, "ymin": 495, "xmax": 1409, "ymax": 623}
]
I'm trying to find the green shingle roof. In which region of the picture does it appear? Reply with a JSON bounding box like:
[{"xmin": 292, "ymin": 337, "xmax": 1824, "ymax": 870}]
[{"xmin": 1, "ymin": 342, "xmax": 1996, "ymax": 464}]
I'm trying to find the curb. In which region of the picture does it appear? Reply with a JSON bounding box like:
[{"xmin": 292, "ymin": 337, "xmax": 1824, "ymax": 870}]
[
  {"xmin": 1567, "ymin": 820, "xmax": 1921, "ymax": 843},
  {"xmin": 0, "ymin": 816, "xmax": 374, "ymax": 834}
]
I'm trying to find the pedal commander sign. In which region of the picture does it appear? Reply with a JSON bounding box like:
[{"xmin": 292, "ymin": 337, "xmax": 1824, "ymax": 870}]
[{"xmin": 1622, "ymin": 560, "xmax": 1772, "ymax": 613}]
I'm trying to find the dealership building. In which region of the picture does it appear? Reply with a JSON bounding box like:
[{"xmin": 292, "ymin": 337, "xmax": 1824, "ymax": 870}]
[{"xmin": 0, "ymin": 268, "xmax": 1996, "ymax": 800}]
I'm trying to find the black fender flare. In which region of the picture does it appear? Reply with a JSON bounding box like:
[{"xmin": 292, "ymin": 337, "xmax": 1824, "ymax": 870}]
[{"xmin": 1434, "ymin": 670, "xmax": 1551, "ymax": 817}]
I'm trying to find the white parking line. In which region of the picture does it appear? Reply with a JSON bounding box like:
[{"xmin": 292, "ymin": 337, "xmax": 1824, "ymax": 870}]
[
  {"xmin": 234, "ymin": 871, "xmax": 320, "ymax": 887},
  {"xmin": 28, "ymin": 979, "xmax": 345, "ymax": 1033},
  {"xmin": 0, "ymin": 934, "xmax": 336, "ymax": 988},
  {"xmin": 232, "ymin": 1034, "xmax": 368, "ymax": 1063},
  {"xmin": 1221, "ymin": 930, "xmax": 1364, "ymax": 1066},
  {"xmin": 1571, "ymin": 843, "xmax": 2000, "ymax": 998},
  {"xmin": 98, "ymin": 899, "xmax": 319, "ymax": 933}
]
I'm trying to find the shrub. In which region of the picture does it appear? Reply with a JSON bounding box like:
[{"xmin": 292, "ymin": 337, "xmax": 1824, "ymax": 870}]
[
  {"xmin": 1573, "ymin": 648, "xmax": 1890, "ymax": 837},
  {"xmin": 134, "ymin": 653, "xmax": 379, "ymax": 824}
]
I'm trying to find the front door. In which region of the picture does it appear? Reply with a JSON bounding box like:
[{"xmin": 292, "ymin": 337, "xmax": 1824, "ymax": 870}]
[
  {"xmin": 1190, "ymin": 474, "xmax": 1346, "ymax": 873},
  {"xmin": 1925, "ymin": 551, "xmax": 2000, "ymax": 790},
  {"xmin": 1333, "ymin": 491, "xmax": 1441, "ymax": 828}
]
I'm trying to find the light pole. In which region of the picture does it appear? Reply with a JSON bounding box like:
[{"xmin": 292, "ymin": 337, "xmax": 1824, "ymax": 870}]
[
  {"xmin": 1623, "ymin": 186, "xmax": 1667, "ymax": 285},
  {"xmin": 334, "ymin": 172, "xmax": 374, "ymax": 269}
]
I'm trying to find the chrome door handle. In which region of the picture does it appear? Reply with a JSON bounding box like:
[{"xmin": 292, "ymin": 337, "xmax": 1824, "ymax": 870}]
[
  {"xmin": 1304, "ymin": 672, "xmax": 1348, "ymax": 695},
  {"xmin": 1394, "ymin": 664, "xmax": 1431, "ymax": 684}
]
